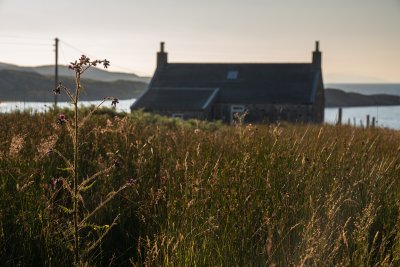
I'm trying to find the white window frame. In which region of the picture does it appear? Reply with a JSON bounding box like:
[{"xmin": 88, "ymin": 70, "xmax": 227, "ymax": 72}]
[{"xmin": 172, "ymin": 113, "xmax": 184, "ymax": 119}]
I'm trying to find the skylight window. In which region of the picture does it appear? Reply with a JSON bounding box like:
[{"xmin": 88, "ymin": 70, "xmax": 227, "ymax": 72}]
[{"xmin": 227, "ymin": 70, "xmax": 239, "ymax": 80}]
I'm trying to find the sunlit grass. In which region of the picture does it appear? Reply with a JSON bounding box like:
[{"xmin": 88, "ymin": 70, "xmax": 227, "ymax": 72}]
[{"xmin": 1, "ymin": 110, "xmax": 399, "ymax": 266}]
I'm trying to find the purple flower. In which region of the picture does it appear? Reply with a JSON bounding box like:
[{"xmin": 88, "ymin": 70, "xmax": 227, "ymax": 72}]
[
  {"xmin": 114, "ymin": 158, "xmax": 122, "ymax": 168},
  {"xmin": 53, "ymin": 82, "xmax": 62, "ymax": 95},
  {"xmin": 111, "ymin": 98, "xmax": 119, "ymax": 107},
  {"xmin": 57, "ymin": 114, "xmax": 67, "ymax": 125},
  {"xmin": 79, "ymin": 55, "xmax": 90, "ymax": 65},
  {"xmin": 51, "ymin": 177, "xmax": 63, "ymax": 189},
  {"xmin": 103, "ymin": 59, "xmax": 110, "ymax": 69}
]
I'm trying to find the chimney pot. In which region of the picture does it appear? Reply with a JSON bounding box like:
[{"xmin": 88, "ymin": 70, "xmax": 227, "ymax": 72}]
[
  {"xmin": 157, "ymin": 41, "xmax": 168, "ymax": 69},
  {"xmin": 312, "ymin": 41, "xmax": 322, "ymax": 68}
]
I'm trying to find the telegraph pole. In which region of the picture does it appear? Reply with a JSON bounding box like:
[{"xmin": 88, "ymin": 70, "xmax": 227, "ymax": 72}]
[{"xmin": 54, "ymin": 37, "xmax": 59, "ymax": 106}]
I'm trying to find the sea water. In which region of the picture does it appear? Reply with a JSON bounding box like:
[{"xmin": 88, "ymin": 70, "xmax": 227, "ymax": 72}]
[
  {"xmin": 324, "ymin": 106, "xmax": 400, "ymax": 130},
  {"xmin": 2, "ymin": 83, "xmax": 400, "ymax": 130},
  {"xmin": 325, "ymin": 84, "xmax": 400, "ymax": 129},
  {"xmin": 1, "ymin": 100, "xmax": 399, "ymax": 130},
  {"xmin": 0, "ymin": 99, "xmax": 134, "ymax": 114}
]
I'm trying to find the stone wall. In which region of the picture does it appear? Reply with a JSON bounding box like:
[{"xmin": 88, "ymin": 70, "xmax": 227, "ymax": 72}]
[{"xmin": 213, "ymin": 103, "xmax": 315, "ymax": 124}]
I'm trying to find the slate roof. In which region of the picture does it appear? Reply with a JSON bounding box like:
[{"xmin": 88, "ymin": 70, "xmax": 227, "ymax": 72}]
[
  {"xmin": 133, "ymin": 62, "xmax": 322, "ymax": 110},
  {"xmin": 133, "ymin": 87, "xmax": 219, "ymax": 111}
]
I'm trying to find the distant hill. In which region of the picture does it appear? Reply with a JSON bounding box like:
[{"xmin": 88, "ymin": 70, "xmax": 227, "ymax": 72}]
[
  {"xmin": 325, "ymin": 88, "xmax": 400, "ymax": 107},
  {"xmin": 0, "ymin": 62, "xmax": 151, "ymax": 83},
  {"xmin": 3, "ymin": 66, "xmax": 399, "ymax": 107},
  {"xmin": 326, "ymin": 83, "xmax": 400, "ymax": 96},
  {"xmin": 0, "ymin": 69, "xmax": 148, "ymax": 102}
]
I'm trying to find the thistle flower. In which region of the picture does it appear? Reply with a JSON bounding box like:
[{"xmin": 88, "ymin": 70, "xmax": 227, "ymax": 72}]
[
  {"xmin": 51, "ymin": 177, "xmax": 63, "ymax": 189},
  {"xmin": 111, "ymin": 98, "xmax": 119, "ymax": 107},
  {"xmin": 79, "ymin": 55, "xmax": 90, "ymax": 65},
  {"xmin": 57, "ymin": 114, "xmax": 67, "ymax": 125},
  {"xmin": 102, "ymin": 59, "xmax": 110, "ymax": 69},
  {"xmin": 69, "ymin": 60, "xmax": 82, "ymax": 73},
  {"xmin": 113, "ymin": 158, "xmax": 122, "ymax": 168},
  {"xmin": 53, "ymin": 82, "xmax": 62, "ymax": 95}
]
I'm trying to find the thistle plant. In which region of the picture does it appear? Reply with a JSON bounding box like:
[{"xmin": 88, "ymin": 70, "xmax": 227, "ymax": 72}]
[{"xmin": 52, "ymin": 55, "xmax": 132, "ymax": 265}]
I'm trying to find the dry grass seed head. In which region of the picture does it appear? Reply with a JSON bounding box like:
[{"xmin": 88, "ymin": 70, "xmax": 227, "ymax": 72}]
[
  {"xmin": 36, "ymin": 134, "xmax": 59, "ymax": 160},
  {"xmin": 9, "ymin": 134, "xmax": 26, "ymax": 157}
]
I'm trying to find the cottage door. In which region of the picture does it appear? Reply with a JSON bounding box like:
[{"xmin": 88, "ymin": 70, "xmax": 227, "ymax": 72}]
[{"xmin": 230, "ymin": 105, "xmax": 245, "ymax": 124}]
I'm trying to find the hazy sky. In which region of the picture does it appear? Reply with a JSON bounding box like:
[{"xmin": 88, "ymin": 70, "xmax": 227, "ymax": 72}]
[{"xmin": 0, "ymin": 0, "xmax": 399, "ymax": 82}]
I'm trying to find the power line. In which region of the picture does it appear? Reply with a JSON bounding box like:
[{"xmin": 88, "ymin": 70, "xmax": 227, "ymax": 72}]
[
  {"xmin": 0, "ymin": 34, "xmax": 52, "ymax": 41},
  {"xmin": 59, "ymin": 43, "xmax": 75, "ymax": 75},
  {"xmin": 0, "ymin": 42, "xmax": 50, "ymax": 46},
  {"xmin": 0, "ymin": 36, "xmax": 140, "ymax": 74},
  {"xmin": 60, "ymin": 40, "xmax": 139, "ymax": 74},
  {"xmin": 0, "ymin": 35, "xmax": 53, "ymax": 49},
  {"xmin": 107, "ymin": 64, "xmax": 140, "ymax": 74},
  {"xmin": 60, "ymin": 40, "xmax": 93, "ymax": 58}
]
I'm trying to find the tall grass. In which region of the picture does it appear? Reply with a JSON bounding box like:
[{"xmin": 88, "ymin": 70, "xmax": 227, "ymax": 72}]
[{"xmin": 1, "ymin": 110, "xmax": 400, "ymax": 266}]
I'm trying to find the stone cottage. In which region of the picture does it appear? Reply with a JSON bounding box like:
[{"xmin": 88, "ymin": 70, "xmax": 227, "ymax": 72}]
[{"xmin": 131, "ymin": 42, "xmax": 325, "ymax": 124}]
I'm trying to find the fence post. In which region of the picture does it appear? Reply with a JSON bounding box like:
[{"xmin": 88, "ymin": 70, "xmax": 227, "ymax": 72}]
[{"xmin": 337, "ymin": 108, "xmax": 342, "ymax": 125}]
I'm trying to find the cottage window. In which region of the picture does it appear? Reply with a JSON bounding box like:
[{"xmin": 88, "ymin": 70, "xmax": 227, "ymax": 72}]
[
  {"xmin": 227, "ymin": 70, "xmax": 239, "ymax": 80},
  {"xmin": 231, "ymin": 105, "xmax": 245, "ymax": 113},
  {"xmin": 172, "ymin": 113, "xmax": 184, "ymax": 119}
]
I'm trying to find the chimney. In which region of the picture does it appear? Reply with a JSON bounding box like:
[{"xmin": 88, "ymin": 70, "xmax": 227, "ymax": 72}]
[
  {"xmin": 312, "ymin": 41, "xmax": 322, "ymax": 68},
  {"xmin": 157, "ymin": 41, "xmax": 168, "ymax": 69}
]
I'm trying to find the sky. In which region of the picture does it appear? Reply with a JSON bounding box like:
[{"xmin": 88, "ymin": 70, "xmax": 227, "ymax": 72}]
[{"xmin": 0, "ymin": 0, "xmax": 399, "ymax": 83}]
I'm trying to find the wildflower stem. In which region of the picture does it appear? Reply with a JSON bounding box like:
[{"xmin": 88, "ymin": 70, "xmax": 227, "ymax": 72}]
[
  {"xmin": 56, "ymin": 55, "xmax": 112, "ymax": 265},
  {"xmin": 66, "ymin": 121, "xmax": 75, "ymax": 142},
  {"xmin": 60, "ymin": 84, "xmax": 75, "ymax": 103},
  {"xmin": 79, "ymin": 99, "xmax": 107, "ymax": 128},
  {"xmin": 73, "ymin": 75, "xmax": 80, "ymax": 264},
  {"xmin": 79, "ymin": 185, "xmax": 128, "ymax": 227},
  {"xmin": 82, "ymin": 214, "xmax": 120, "ymax": 258},
  {"xmin": 51, "ymin": 148, "xmax": 73, "ymax": 171},
  {"xmin": 78, "ymin": 165, "xmax": 114, "ymax": 192}
]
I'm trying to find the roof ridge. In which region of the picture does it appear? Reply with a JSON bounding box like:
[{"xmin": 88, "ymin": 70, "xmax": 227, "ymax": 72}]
[{"xmin": 165, "ymin": 62, "xmax": 313, "ymax": 65}]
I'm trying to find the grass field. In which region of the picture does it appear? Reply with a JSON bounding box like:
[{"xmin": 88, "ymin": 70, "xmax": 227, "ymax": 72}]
[{"xmin": 1, "ymin": 109, "xmax": 400, "ymax": 266}]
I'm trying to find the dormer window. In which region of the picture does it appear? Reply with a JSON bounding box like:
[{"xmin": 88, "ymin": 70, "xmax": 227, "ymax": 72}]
[{"xmin": 227, "ymin": 70, "xmax": 239, "ymax": 80}]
